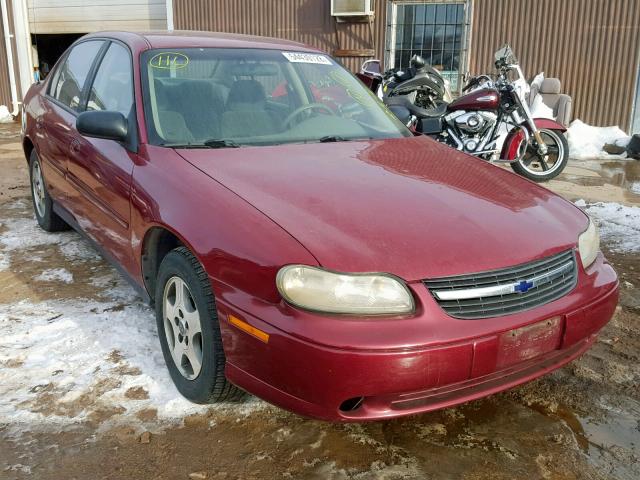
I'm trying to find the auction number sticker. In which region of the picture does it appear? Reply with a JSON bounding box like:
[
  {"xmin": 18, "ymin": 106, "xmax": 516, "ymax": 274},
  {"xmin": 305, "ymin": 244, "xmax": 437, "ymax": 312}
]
[
  {"xmin": 282, "ymin": 52, "xmax": 332, "ymax": 65},
  {"xmin": 150, "ymin": 52, "xmax": 190, "ymax": 69}
]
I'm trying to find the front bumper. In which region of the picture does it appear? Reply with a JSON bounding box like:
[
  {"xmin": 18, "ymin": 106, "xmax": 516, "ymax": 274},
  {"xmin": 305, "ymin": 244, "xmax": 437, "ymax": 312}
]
[{"xmin": 213, "ymin": 253, "xmax": 618, "ymax": 421}]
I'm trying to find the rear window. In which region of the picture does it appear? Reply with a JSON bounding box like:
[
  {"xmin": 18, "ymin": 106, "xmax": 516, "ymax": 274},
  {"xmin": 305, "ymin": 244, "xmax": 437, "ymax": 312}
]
[{"xmin": 49, "ymin": 40, "xmax": 104, "ymax": 112}]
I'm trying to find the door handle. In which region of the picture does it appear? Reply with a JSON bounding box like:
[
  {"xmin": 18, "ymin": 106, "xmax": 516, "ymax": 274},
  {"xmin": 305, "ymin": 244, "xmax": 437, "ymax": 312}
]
[
  {"xmin": 36, "ymin": 116, "xmax": 44, "ymax": 129},
  {"xmin": 69, "ymin": 138, "xmax": 81, "ymax": 154}
]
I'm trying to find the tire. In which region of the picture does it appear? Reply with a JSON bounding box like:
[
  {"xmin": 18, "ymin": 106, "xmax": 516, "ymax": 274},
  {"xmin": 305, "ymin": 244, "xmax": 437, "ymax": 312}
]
[
  {"xmin": 29, "ymin": 150, "xmax": 69, "ymax": 232},
  {"xmin": 510, "ymin": 129, "xmax": 569, "ymax": 182},
  {"xmin": 155, "ymin": 246, "xmax": 244, "ymax": 403}
]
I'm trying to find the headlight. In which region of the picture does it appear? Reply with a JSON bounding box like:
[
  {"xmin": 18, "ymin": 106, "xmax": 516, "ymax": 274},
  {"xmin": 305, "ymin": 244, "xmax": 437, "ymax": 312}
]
[
  {"xmin": 578, "ymin": 217, "xmax": 600, "ymax": 269},
  {"xmin": 276, "ymin": 265, "xmax": 415, "ymax": 315}
]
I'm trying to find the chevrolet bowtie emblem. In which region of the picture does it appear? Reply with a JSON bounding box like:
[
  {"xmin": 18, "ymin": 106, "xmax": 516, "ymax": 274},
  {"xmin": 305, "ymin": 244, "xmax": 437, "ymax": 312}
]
[{"xmin": 514, "ymin": 279, "xmax": 534, "ymax": 293}]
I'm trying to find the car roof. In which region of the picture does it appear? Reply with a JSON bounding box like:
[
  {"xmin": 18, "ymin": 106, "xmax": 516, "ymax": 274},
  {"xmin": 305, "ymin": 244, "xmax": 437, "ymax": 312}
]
[{"xmin": 83, "ymin": 30, "xmax": 320, "ymax": 53}]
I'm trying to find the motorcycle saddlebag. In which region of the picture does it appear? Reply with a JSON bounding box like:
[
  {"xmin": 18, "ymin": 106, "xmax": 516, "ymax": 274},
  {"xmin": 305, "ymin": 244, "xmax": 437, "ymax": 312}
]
[{"xmin": 419, "ymin": 117, "xmax": 443, "ymax": 134}]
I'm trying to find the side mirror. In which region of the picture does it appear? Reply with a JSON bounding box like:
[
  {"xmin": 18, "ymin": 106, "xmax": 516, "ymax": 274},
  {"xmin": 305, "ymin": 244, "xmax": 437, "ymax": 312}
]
[{"xmin": 76, "ymin": 110, "xmax": 128, "ymax": 142}]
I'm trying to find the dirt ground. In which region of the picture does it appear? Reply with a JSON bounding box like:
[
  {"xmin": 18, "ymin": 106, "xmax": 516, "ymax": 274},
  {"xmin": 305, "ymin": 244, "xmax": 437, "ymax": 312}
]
[{"xmin": 1, "ymin": 121, "xmax": 639, "ymax": 480}]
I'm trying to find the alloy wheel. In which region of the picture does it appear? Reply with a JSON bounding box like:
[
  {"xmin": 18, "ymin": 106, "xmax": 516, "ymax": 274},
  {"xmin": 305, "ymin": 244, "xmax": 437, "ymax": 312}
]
[
  {"xmin": 31, "ymin": 159, "xmax": 46, "ymax": 218},
  {"xmin": 517, "ymin": 129, "xmax": 565, "ymax": 177},
  {"xmin": 163, "ymin": 276, "xmax": 204, "ymax": 380}
]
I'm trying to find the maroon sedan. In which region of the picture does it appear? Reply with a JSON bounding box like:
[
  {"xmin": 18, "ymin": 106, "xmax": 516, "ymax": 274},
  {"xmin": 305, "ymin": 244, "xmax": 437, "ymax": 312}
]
[{"xmin": 22, "ymin": 31, "xmax": 618, "ymax": 421}]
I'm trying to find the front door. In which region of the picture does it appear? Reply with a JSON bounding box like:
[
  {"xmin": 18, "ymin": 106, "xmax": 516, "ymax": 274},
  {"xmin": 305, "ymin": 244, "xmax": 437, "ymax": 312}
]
[{"xmin": 66, "ymin": 41, "xmax": 137, "ymax": 267}]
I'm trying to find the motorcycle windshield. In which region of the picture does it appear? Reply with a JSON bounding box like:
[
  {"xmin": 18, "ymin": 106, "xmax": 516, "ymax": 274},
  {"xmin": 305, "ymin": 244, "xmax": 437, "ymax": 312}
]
[{"xmin": 494, "ymin": 45, "xmax": 517, "ymax": 65}]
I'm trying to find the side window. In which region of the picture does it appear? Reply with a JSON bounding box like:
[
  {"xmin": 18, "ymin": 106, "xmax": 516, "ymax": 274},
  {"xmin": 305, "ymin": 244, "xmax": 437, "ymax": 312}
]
[
  {"xmin": 87, "ymin": 43, "xmax": 134, "ymax": 116},
  {"xmin": 50, "ymin": 41, "xmax": 104, "ymax": 112}
]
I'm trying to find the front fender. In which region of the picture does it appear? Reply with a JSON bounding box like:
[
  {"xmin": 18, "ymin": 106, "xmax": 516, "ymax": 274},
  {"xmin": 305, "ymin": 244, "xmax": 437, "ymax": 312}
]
[{"xmin": 500, "ymin": 118, "xmax": 567, "ymax": 161}]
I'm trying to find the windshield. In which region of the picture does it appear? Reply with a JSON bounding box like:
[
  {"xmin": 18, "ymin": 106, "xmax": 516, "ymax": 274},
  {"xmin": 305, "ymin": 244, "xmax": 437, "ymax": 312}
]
[{"xmin": 141, "ymin": 48, "xmax": 411, "ymax": 147}]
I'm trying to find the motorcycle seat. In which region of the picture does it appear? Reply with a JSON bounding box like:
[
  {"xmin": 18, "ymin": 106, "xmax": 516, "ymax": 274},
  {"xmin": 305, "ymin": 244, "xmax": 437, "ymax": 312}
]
[{"xmin": 404, "ymin": 99, "xmax": 449, "ymax": 118}]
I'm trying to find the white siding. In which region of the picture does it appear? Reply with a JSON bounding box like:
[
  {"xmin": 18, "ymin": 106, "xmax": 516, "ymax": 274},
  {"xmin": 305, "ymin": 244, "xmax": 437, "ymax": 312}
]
[{"xmin": 27, "ymin": 0, "xmax": 167, "ymax": 34}]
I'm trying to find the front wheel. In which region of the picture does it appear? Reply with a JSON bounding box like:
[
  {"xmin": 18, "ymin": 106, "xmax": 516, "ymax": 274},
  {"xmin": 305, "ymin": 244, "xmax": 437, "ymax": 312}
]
[
  {"xmin": 155, "ymin": 247, "xmax": 244, "ymax": 404},
  {"xmin": 510, "ymin": 129, "xmax": 569, "ymax": 182}
]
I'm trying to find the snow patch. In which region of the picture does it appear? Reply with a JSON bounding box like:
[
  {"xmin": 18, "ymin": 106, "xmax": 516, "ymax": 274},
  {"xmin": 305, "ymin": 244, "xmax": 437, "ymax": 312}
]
[
  {"xmin": 575, "ymin": 200, "xmax": 640, "ymax": 252},
  {"xmin": 0, "ymin": 251, "xmax": 8, "ymax": 271},
  {"xmin": 0, "ymin": 203, "xmax": 266, "ymax": 430},
  {"xmin": 34, "ymin": 268, "xmax": 74, "ymax": 283},
  {"xmin": 567, "ymin": 120, "xmax": 631, "ymax": 160},
  {"xmin": 0, "ymin": 105, "xmax": 14, "ymax": 123},
  {"xmin": 0, "ymin": 212, "xmax": 101, "ymax": 270},
  {"xmin": 0, "ymin": 289, "xmax": 265, "ymax": 429}
]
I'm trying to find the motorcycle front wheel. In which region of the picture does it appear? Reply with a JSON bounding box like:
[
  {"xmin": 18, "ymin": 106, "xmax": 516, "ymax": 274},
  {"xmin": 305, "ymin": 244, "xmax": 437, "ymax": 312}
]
[{"xmin": 510, "ymin": 129, "xmax": 569, "ymax": 182}]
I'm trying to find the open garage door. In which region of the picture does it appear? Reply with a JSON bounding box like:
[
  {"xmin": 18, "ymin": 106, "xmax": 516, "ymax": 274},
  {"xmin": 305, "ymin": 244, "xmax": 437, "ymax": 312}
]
[{"xmin": 27, "ymin": 0, "xmax": 167, "ymax": 34}]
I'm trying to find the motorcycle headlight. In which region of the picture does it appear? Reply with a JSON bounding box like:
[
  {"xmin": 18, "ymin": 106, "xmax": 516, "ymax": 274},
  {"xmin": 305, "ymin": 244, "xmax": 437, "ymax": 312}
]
[
  {"xmin": 578, "ymin": 217, "xmax": 600, "ymax": 269},
  {"xmin": 276, "ymin": 265, "xmax": 415, "ymax": 315}
]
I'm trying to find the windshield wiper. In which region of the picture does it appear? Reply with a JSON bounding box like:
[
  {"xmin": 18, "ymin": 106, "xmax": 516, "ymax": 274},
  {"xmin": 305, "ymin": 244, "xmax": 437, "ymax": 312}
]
[
  {"xmin": 158, "ymin": 139, "xmax": 241, "ymax": 149},
  {"xmin": 203, "ymin": 139, "xmax": 241, "ymax": 148},
  {"xmin": 318, "ymin": 135, "xmax": 347, "ymax": 143}
]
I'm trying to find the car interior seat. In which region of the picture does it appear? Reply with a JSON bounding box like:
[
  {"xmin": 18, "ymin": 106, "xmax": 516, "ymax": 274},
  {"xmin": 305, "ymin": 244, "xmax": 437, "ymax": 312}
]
[
  {"xmin": 153, "ymin": 79, "xmax": 195, "ymax": 144},
  {"xmin": 155, "ymin": 78, "xmax": 223, "ymax": 142},
  {"xmin": 221, "ymin": 79, "xmax": 280, "ymax": 139},
  {"xmin": 529, "ymin": 78, "xmax": 572, "ymax": 127}
]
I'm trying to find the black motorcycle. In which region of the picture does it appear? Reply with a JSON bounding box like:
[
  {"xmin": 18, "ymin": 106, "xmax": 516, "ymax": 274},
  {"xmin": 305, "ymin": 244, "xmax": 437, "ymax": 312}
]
[{"xmin": 358, "ymin": 55, "xmax": 452, "ymax": 127}]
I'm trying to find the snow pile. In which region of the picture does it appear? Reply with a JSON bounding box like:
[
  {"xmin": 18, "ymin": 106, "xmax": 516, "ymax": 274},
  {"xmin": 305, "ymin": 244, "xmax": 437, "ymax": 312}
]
[
  {"xmin": 575, "ymin": 199, "xmax": 640, "ymax": 252},
  {"xmin": 35, "ymin": 268, "xmax": 74, "ymax": 283},
  {"xmin": 567, "ymin": 120, "xmax": 630, "ymax": 160},
  {"xmin": 0, "ymin": 104, "xmax": 13, "ymax": 123}
]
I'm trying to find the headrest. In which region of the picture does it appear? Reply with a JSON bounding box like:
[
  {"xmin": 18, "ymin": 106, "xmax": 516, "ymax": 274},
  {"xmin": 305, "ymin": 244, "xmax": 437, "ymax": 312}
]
[
  {"xmin": 540, "ymin": 78, "xmax": 561, "ymax": 94},
  {"xmin": 226, "ymin": 79, "xmax": 267, "ymax": 109}
]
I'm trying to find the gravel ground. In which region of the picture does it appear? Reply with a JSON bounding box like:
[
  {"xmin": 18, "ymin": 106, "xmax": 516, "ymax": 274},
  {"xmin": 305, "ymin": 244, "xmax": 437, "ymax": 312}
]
[{"xmin": 1, "ymin": 122, "xmax": 639, "ymax": 479}]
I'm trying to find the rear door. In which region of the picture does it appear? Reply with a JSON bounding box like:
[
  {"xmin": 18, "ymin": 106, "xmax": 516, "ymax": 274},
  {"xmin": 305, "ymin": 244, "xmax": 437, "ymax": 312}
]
[
  {"xmin": 66, "ymin": 40, "xmax": 138, "ymax": 266},
  {"xmin": 42, "ymin": 40, "xmax": 105, "ymax": 205}
]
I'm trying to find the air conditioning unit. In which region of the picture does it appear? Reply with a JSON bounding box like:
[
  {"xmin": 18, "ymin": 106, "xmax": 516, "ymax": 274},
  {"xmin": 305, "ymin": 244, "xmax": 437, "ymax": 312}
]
[{"xmin": 331, "ymin": 0, "xmax": 374, "ymax": 17}]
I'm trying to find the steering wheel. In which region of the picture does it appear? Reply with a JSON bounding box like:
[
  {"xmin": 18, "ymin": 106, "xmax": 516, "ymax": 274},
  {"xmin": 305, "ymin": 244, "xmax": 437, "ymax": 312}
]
[{"xmin": 283, "ymin": 103, "xmax": 335, "ymax": 128}]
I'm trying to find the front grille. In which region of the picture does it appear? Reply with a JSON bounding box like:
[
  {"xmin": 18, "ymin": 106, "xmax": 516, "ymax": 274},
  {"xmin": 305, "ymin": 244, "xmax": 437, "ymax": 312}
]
[{"xmin": 423, "ymin": 250, "xmax": 577, "ymax": 319}]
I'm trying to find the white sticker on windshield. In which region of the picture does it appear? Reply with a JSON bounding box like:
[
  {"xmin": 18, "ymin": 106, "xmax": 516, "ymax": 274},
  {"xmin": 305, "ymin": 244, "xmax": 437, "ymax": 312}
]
[{"xmin": 282, "ymin": 52, "xmax": 332, "ymax": 65}]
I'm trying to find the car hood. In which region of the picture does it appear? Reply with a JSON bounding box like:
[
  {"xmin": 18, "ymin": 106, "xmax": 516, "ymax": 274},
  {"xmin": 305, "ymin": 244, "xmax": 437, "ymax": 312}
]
[{"xmin": 176, "ymin": 136, "xmax": 587, "ymax": 281}]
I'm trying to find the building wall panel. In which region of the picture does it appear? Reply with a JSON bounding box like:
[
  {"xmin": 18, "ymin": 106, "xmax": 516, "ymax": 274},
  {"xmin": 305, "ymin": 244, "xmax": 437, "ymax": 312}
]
[
  {"xmin": 173, "ymin": 0, "xmax": 388, "ymax": 72},
  {"xmin": 470, "ymin": 0, "xmax": 640, "ymax": 130}
]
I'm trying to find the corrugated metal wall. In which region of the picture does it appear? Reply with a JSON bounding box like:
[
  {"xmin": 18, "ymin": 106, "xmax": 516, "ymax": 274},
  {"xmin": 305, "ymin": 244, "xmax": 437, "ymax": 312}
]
[
  {"xmin": 171, "ymin": 0, "xmax": 640, "ymax": 130},
  {"xmin": 470, "ymin": 0, "xmax": 640, "ymax": 130},
  {"xmin": 173, "ymin": 0, "xmax": 388, "ymax": 72}
]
